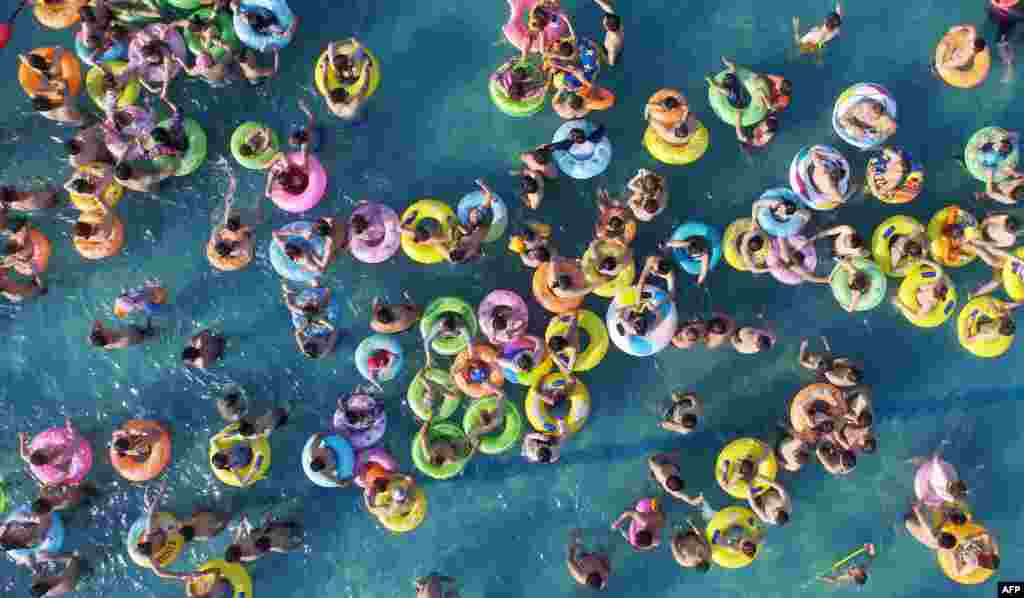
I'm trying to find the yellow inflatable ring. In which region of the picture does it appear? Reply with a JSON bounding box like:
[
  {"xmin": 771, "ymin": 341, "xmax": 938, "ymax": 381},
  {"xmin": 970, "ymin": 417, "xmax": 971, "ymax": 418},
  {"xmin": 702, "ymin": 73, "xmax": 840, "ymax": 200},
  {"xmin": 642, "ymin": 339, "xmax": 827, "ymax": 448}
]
[
  {"xmin": 935, "ymin": 30, "xmax": 991, "ymax": 89},
  {"xmin": 581, "ymin": 240, "xmax": 635, "ymax": 298},
  {"xmin": 789, "ymin": 383, "xmax": 844, "ymax": 435},
  {"xmin": 722, "ymin": 218, "xmax": 768, "ymax": 272},
  {"xmin": 69, "ymin": 163, "xmax": 124, "ymax": 212},
  {"xmin": 186, "ymin": 560, "xmax": 253, "ymax": 598},
  {"xmin": 399, "ymin": 199, "xmax": 455, "ymax": 265},
  {"xmin": 936, "ymin": 521, "xmax": 998, "ymax": 585},
  {"xmin": 927, "ymin": 205, "xmax": 978, "ymax": 268},
  {"xmin": 126, "ymin": 511, "xmax": 185, "ymax": 568},
  {"xmin": 33, "ymin": 0, "xmax": 86, "ymax": 29},
  {"xmin": 642, "ymin": 121, "xmax": 709, "ymax": 166},
  {"xmin": 1001, "ymin": 247, "xmax": 1024, "ymax": 301},
  {"xmin": 85, "ymin": 62, "xmax": 141, "ymax": 110},
  {"xmin": 73, "ymin": 213, "xmax": 125, "ymax": 260},
  {"xmin": 378, "ymin": 486, "xmax": 428, "ymax": 533},
  {"xmin": 957, "ymin": 296, "xmax": 1014, "ymax": 358},
  {"xmin": 715, "ymin": 438, "xmax": 778, "ymax": 499},
  {"xmin": 871, "ymin": 215, "xmax": 926, "ymax": 277},
  {"xmin": 897, "ymin": 263, "xmax": 958, "ymax": 328},
  {"xmin": 314, "ymin": 42, "xmax": 380, "ymax": 100},
  {"xmin": 544, "ymin": 310, "xmax": 609, "ymax": 373},
  {"xmin": 208, "ymin": 424, "xmax": 271, "ymax": 488},
  {"xmin": 706, "ymin": 505, "xmax": 763, "ymax": 569},
  {"xmin": 525, "ymin": 372, "xmax": 591, "ymax": 435}
]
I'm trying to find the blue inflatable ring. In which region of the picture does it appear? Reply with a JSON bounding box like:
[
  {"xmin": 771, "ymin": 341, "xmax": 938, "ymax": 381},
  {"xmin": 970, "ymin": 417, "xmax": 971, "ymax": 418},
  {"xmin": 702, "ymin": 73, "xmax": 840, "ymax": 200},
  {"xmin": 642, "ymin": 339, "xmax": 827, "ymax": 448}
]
[
  {"xmin": 606, "ymin": 286, "xmax": 678, "ymax": 357},
  {"xmin": 301, "ymin": 433, "xmax": 354, "ymax": 488},
  {"xmin": 355, "ymin": 334, "xmax": 404, "ymax": 384},
  {"xmin": 5, "ymin": 506, "xmax": 64, "ymax": 561},
  {"xmin": 671, "ymin": 222, "xmax": 722, "ymax": 276},
  {"xmin": 289, "ymin": 287, "xmax": 341, "ymax": 337},
  {"xmin": 457, "ymin": 190, "xmax": 508, "ymax": 244},
  {"xmin": 75, "ymin": 32, "xmax": 126, "ymax": 65},
  {"xmin": 755, "ymin": 188, "xmax": 809, "ymax": 238},
  {"xmin": 551, "ymin": 119, "xmax": 612, "ymax": 180},
  {"xmin": 268, "ymin": 221, "xmax": 329, "ymax": 283},
  {"xmin": 233, "ymin": 0, "xmax": 296, "ymax": 52}
]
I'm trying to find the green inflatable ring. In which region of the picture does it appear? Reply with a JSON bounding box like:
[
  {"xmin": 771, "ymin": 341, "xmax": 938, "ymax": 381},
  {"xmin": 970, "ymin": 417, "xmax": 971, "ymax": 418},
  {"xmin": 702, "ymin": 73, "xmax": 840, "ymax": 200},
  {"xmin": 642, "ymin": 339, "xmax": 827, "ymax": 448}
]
[
  {"xmin": 707, "ymin": 67, "xmax": 770, "ymax": 127},
  {"xmin": 488, "ymin": 58, "xmax": 546, "ymax": 118},
  {"xmin": 182, "ymin": 8, "xmax": 240, "ymax": 62},
  {"xmin": 411, "ymin": 422, "xmax": 471, "ymax": 480},
  {"xmin": 462, "ymin": 396, "xmax": 522, "ymax": 455},
  {"xmin": 167, "ymin": 0, "xmax": 203, "ymax": 9},
  {"xmin": 407, "ymin": 368, "xmax": 462, "ymax": 422},
  {"xmin": 0, "ymin": 478, "xmax": 7, "ymax": 515},
  {"xmin": 829, "ymin": 257, "xmax": 888, "ymax": 312},
  {"xmin": 419, "ymin": 297, "xmax": 479, "ymax": 356},
  {"xmin": 230, "ymin": 122, "xmax": 279, "ymax": 170},
  {"xmin": 964, "ymin": 126, "xmax": 1020, "ymax": 183},
  {"xmin": 153, "ymin": 118, "xmax": 208, "ymax": 177}
]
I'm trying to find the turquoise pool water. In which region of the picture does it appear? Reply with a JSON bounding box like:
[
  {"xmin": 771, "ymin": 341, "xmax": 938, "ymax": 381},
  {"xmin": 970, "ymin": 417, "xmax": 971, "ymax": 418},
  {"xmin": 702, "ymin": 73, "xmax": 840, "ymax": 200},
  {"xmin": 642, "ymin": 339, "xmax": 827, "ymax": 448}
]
[{"xmin": 0, "ymin": 0, "xmax": 1021, "ymax": 596}]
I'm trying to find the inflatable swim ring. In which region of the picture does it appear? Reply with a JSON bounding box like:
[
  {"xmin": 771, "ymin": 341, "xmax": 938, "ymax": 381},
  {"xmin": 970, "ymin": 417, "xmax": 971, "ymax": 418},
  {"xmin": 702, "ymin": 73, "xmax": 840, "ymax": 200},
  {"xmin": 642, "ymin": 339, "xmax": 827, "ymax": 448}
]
[
  {"xmin": 671, "ymin": 221, "xmax": 722, "ymax": 276},
  {"xmin": 545, "ymin": 310, "xmax": 609, "ymax": 372},
  {"xmin": 269, "ymin": 153, "xmax": 326, "ymax": 212},
  {"xmin": 1001, "ymin": 247, "xmax": 1024, "ymax": 300},
  {"xmin": 957, "ymin": 296, "xmax": 1014, "ymax": 358},
  {"xmin": 581, "ymin": 240, "xmax": 635, "ymax": 298},
  {"xmin": 927, "ymin": 205, "xmax": 978, "ymax": 268},
  {"xmin": 353, "ymin": 447, "xmax": 397, "ymax": 489},
  {"xmin": 85, "ymin": 61, "xmax": 140, "ymax": 110},
  {"xmin": 288, "ymin": 287, "xmax": 339, "ymax": 338},
  {"xmin": 399, "ymin": 199, "xmax": 456, "ymax": 265},
  {"xmin": 789, "ymin": 383, "xmax": 845, "ymax": 435},
  {"xmin": 897, "ymin": 263, "xmax": 958, "ymax": 328},
  {"xmin": 109, "ymin": 420, "xmax": 171, "ymax": 482},
  {"xmin": 831, "ymin": 83, "xmax": 898, "ymax": 150},
  {"xmin": 829, "ymin": 258, "xmax": 888, "ymax": 312},
  {"xmin": 230, "ymin": 122, "xmax": 279, "ymax": 170},
  {"xmin": 407, "ymin": 368, "xmax": 462, "ymax": 422},
  {"xmin": 450, "ymin": 344, "xmax": 504, "ymax": 399},
  {"xmin": 69, "ymin": 163, "xmax": 124, "ymax": 212},
  {"xmin": 914, "ymin": 456, "xmax": 959, "ymax": 508},
  {"xmin": 457, "ymin": 190, "xmax": 508, "ymax": 244},
  {"xmin": 268, "ymin": 221, "xmax": 330, "ymax": 283},
  {"xmin": 34, "ymin": 0, "xmax": 85, "ymax": 29},
  {"xmin": 478, "ymin": 289, "xmax": 529, "ymax": 345},
  {"xmin": 314, "ymin": 42, "xmax": 381, "ymax": 101},
  {"xmin": 152, "ymin": 117, "xmax": 207, "ymax": 177},
  {"xmin": 935, "ymin": 30, "xmax": 992, "ymax": 89},
  {"xmin": 488, "ymin": 56, "xmax": 546, "ymax": 118},
  {"xmin": 185, "ymin": 560, "xmax": 252, "ymax": 598},
  {"xmin": 333, "ymin": 393, "xmax": 386, "ymax": 449},
  {"xmin": 964, "ymin": 126, "xmax": 1019, "ymax": 183},
  {"xmin": 715, "ymin": 438, "xmax": 778, "ymax": 499},
  {"xmin": 348, "ymin": 202, "xmax": 400, "ymax": 264},
  {"xmin": 7, "ymin": 228, "xmax": 53, "ymax": 277},
  {"xmin": 866, "ymin": 147, "xmax": 924, "ymax": 205},
  {"xmin": 722, "ymin": 218, "xmax": 768, "ymax": 272},
  {"xmin": 531, "ymin": 261, "xmax": 586, "ymax": 313},
  {"xmin": 871, "ymin": 215, "xmax": 926, "ymax": 277},
  {"xmin": 28, "ymin": 426, "xmax": 92, "ymax": 486},
  {"xmin": 301, "ymin": 433, "xmax": 354, "ymax": 488},
  {"xmin": 411, "ymin": 422, "xmax": 471, "ymax": 480},
  {"xmin": 706, "ymin": 505, "xmax": 763, "ymax": 569},
  {"xmin": 936, "ymin": 522, "xmax": 998, "ymax": 585},
  {"xmin": 233, "ymin": 0, "xmax": 295, "ymax": 52},
  {"xmin": 498, "ymin": 335, "xmax": 553, "ymax": 386},
  {"xmin": 525, "ymin": 372, "xmax": 590, "ymax": 435},
  {"xmin": 789, "ymin": 145, "xmax": 850, "ymax": 211},
  {"xmin": 419, "ymin": 296, "xmax": 478, "ymax": 356},
  {"xmin": 127, "ymin": 24, "xmax": 186, "ymax": 84},
  {"xmin": 73, "ymin": 212, "xmax": 125, "ymax": 260},
  {"xmin": 642, "ymin": 122, "xmax": 709, "ymax": 166},
  {"xmin": 126, "ymin": 512, "xmax": 184, "ymax": 569},
  {"xmin": 707, "ymin": 67, "xmax": 770, "ymax": 126},
  {"xmin": 182, "ymin": 8, "xmax": 241, "ymax": 62},
  {"xmin": 75, "ymin": 30, "xmax": 127, "ymax": 65},
  {"xmin": 377, "ymin": 486, "xmax": 428, "ymax": 534},
  {"xmin": 18, "ymin": 47, "xmax": 81, "ymax": 98},
  {"xmin": 551, "ymin": 119, "xmax": 612, "ymax": 180},
  {"xmin": 355, "ymin": 334, "xmax": 405, "ymax": 384},
  {"xmin": 755, "ymin": 188, "xmax": 809, "ymax": 238},
  {"xmin": 503, "ymin": 0, "xmax": 570, "ymax": 54},
  {"xmin": 462, "ymin": 395, "xmax": 523, "ymax": 455},
  {"xmin": 606, "ymin": 285, "xmax": 677, "ymax": 357},
  {"xmin": 208, "ymin": 424, "xmax": 271, "ymax": 487},
  {"xmin": 5, "ymin": 506, "xmax": 63, "ymax": 563}
]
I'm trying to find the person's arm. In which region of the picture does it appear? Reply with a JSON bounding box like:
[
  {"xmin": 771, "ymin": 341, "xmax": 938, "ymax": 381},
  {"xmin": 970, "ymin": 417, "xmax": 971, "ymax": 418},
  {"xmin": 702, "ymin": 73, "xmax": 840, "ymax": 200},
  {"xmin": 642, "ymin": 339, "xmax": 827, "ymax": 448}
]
[
  {"xmin": 418, "ymin": 416, "xmax": 434, "ymax": 460},
  {"xmin": 298, "ymin": 99, "xmax": 314, "ymax": 163},
  {"xmin": 735, "ymin": 108, "xmax": 748, "ymax": 143},
  {"xmin": 697, "ymin": 253, "xmax": 710, "ymax": 286},
  {"xmin": 611, "ymin": 511, "xmax": 636, "ymax": 530},
  {"xmin": 350, "ymin": 60, "xmax": 373, "ymax": 102}
]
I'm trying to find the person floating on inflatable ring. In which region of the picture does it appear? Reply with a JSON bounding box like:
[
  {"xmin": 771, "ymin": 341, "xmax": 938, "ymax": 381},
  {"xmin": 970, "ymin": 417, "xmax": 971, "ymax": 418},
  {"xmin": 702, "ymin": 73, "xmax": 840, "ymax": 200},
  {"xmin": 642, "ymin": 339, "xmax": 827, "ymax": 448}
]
[
  {"xmin": 225, "ymin": 513, "xmax": 303, "ymax": 564},
  {"xmin": 418, "ymin": 412, "xmax": 478, "ymax": 471},
  {"xmin": 626, "ymin": 169, "xmax": 668, "ymax": 223}
]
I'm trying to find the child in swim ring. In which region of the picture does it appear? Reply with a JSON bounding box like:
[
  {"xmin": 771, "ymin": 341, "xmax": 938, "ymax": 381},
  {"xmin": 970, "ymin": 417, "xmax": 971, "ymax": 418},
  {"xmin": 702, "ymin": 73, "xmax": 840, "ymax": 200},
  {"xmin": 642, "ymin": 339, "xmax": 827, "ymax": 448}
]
[
  {"xmin": 664, "ymin": 235, "xmax": 711, "ymax": 285},
  {"xmin": 510, "ymin": 167, "xmax": 545, "ymax": 210},
  {"xmin": 419, "ymin": 412, "xmax": 478, "ymax": 469},
  {"xmin": 809, "ymin": 148, "xmax": 849, "ymax": 207},
  {"xmin": 519, "ymin": 145, "xmax": 558, "ymax": 179},
  {"xmin": 371, "ymin": 293, "xmax": 421, "ymax": 334}
]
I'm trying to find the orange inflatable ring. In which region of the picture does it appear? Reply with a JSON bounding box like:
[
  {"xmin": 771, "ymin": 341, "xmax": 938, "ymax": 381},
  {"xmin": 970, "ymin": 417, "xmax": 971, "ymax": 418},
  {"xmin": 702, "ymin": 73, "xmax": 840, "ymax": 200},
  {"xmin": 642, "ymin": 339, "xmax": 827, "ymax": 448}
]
[
  {"xmin": 73, "ymin": 213, "xmax": 125, "ymax": 260},
  {"xmin": 206, "ymin": 238, "xmax": 253, "ymax": 272},
  {"xmin": 33, "ymin": 0, "xmax": 87, "ymax": 30},
  {"xmin": 646, "ymin": 88, "xmax": 687, "ymax": 124},
  {"xmin": 18, "ymin": 47, "xmax": 82, "ymax": 98},
  {"xmin": 532, "ymin": 261, "xmax": 585, "ymax": 314},
  {"xmin": 789, "ymin": 383, "xmax": 844, "ymax": 434},
  {"xmin": 451, "ymin": 344, "xmax": 505, "ymax": 399},
  {"xmin": 110, "ymin": 420, "xmax": 172, "ymax": 482},
  {"xmin": 582, "ymin": 85, "xmax": 615, "ymax": 111},
  {"xmin": 934, "ymin": 30, "xmax": 991, "ymax": 90}
]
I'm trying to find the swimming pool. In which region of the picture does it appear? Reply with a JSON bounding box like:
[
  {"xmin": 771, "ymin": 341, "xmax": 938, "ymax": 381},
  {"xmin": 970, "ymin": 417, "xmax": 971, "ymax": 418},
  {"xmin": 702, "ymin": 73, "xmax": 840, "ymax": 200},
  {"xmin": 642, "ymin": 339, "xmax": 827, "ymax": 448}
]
[{"xmin": 0, "ymin": 0, "xmax": 1020, "ymax": 596}]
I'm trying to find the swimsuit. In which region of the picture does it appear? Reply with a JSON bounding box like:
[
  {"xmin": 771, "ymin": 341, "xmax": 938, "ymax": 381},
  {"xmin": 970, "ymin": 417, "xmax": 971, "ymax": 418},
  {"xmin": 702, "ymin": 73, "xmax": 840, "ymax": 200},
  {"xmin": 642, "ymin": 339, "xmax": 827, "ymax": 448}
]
[{"xmin": 227, "ymin": 443, "xmax": 254, "ymax": 469}]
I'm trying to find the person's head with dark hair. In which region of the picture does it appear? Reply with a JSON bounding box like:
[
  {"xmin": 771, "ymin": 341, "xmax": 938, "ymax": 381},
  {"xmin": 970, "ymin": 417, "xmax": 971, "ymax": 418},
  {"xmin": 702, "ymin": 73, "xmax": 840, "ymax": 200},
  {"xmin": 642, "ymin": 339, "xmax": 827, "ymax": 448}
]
[
  {"xmin": 351, "ymin": 214, "xmax": 369, "ymax": 235},
  {"xmin": 211, "ymin": 452, "xmax": 230, "ymax": 470},
  {"xmin": 284, "ymin": 243, "xmax": 303, "ymax": 260},
  {"xmin": 114, "ymin": 436, "xmax": 132, "ymax": 454},
  {"xmin": 72, "ymin": 221, "xmax": 96, "ymax": 239},
  {"xmin": 851, "ymin": 568, "xmax": 868, "ymax": 585},
  {"xmin": 555, "ymin": 273, "xmax": 573, "ymax": 290},
  {"xmin": 225, "ymin": 215, "xmax": 242, "ymax": 232},
  {"xmin": 948, "ymin": 510, "xmax": 968, "ymax": 526},
  {"xmin": 634, "ymin": 530, "xmax": 653, "ymax": 548},
  {"xmin": 329, "ymin": 87, "xmax": 351, "ymax": 104},
  {"xmin": 31, "ymin": 96, "xmax": 57, "ymax": 112},
  {"xmin": 685, "ymin": 236, "xmax": 708, "ymax": 257},
  {"xmin": 114, "ymin": 162, "xmax": 132, "ymax": 181},
  {"xmin": 567, "ymin": 93, "xmax": 584, "ymax": 111},
  {"xmin": 681, "ymin": 413, "xmax": 698, "ymax": 429},
  {"xmin": 757, "ymin": 335, "xmax": 773, "ymax": 352},
  {"xmin": 779, "ymin": 79, "xmax": 793, "ymax": 96},
  {"xmin": 530, "ymin": 246, "xmax": 552, "ymax": 263},
  {"xmin": 826, "ymin": 12, "xmax": 842, "ymax": 30},
  {"xmin": 29, "ymin": 451, "xmax": 49, "ymax": 466},
  {"xmin": 860, "ymin": 435, "xmax": 877, "ymax": 454},
  {"xmin": 569, "ymin": 128, "xmax": 586, "ymax": 144},
  {"xmin": 775, "ymin": 510, "xmax": 790, "ymax": 526},
  {"xmin": 974, "ymin": 38, "xmax": 987, "ymax": 53},
  {"xmin": 238, "ymin": 143, "xmax": 254, "ymax": 157},
  {"xmin": 661, "ymin": 95, "xmax": 681, "ymax": 110},
  {"xmin": 31, "ymin": 498, "xmax": 52, "ymax": 515},
  {"xmin": 89, "ymin": 329, "xmax": 107, "ymax": 347},
  {"xmin": 746, "ymin": 235, "xmax": 765, "ymax": 252},
  {"xmin": 214, "ymin": 240, "xmax": 235, "ymax": 258},
  {"xmin": 26, "ymin": 53, "xmax": 49, "ymax": 72},
  {"xmin": 520, "ymin": 175, "xmax": 539, "ymax": 195},
  {"xmin": 738, "ymin": 459, "xmax": 755, "ymax": 478},
  {"xmin": 740, "ymin": 539, "xmax": 757, "ymax": 557},
  {"xmin": 599, "ymin": 255, "xmax": 618, "ymax": 273},
  {"xmin": 536, "ymin": 446, "xmax": 553, "ymax": 463},
  {"xmin": 141, "ymin": 41, "xmax": 164, "ymax": 64},
  {"xmin": 413, "ymin": 225, "xmax": 430, "ymax": 243},
  {"xmin": 1000, "ymin": 318, "xmax": 1016, "ymax": 336},
  {"xmin": 182, "ymin": 346, "xmax": 200, "ymax": 362},
  {"xmin": 642, "ymin": 198, "xmax": 660, "ymax": 214},
  {"xmin": 695, "ymin": 560, "xmax": 710, "ymax": 573},
  {"xmin": 313, "ymin": 218, "xmax": 331, "ymax": 238},
  {"xmin": 585, "ymin": 572, "xmax": 603, "ymax": 589},
  {"xmin": 906, "ymin": 240, "xmax": 923, "ymax": 257},
  {"xmin": 179, "ymin": 525, "xmax": 196, "ymax": 542},
  {"xmin": 937, "ymin": 532, "xmax": 957, "ymax": 550},
  {"xmin": 948, "ymin": 479, "xmax": 968, "ymax": 499},
  {"xmin": 708, "ymin": 317, "xmax": 727, "ymax": 334},
  {"xmin": 65, "ymin": 138, "xmax": 82, "ymax": 156},
  {"xmin": 979, "ymin": 552, "xmax": 1000, "ymax": 570},
  {"xmin": 666, "ymin": 475, "xmax": 683, "ymax": 492},
  {"xmin": 723, "ymin": 72, "xmax": 739, "ymax": 89},
  {"xmin": 310, "ymin": 457, "xmax": 326, "ymax": 472},
  {"xmin": 548, "ymin": 335, "xmax": 568, "ymax": 352},
  {"xmin": 558, "ymin": 41, "xmax": 574, "ymax": 57},
  {"xmin": 70, "ymin": 178, "xmax": 94, "ymax": 194},
  {"xmin": 79, "ymin": 5, "xmax": 95, "ymax": 21},
  {"xmin": 849, "ymin": 233, "xmax": 864, "ymax": 249},
  {"xmin": 602, "ymin": 13, "xmax": 621, "ymax": 32},
  {"xmin": 449, "ymin": 247, "xmax": 467, "ymax": 263},
  {"xmin": 763, "ymin": 116, "xmax": 779, "ymax": 134},
  {"xmin": 224, "ymin": 544, "xmax": 242, "ymax": 563},
  {"xmin": 238, "ymin": 420, "xmax": 256, "ymax": 437},
  {"xmin": 840, "ymin": 450, "xmax": 857, "ymax": 470},
  {"xmin": 255, "ymin": 536, "xmax": 272, "ymax": 552},
  {"xmin": 113, "ymin": 110, "xmax": 134, "ymax": 130},
  {"xmin": 850, "ymin": 271, "xmax": 869, "ymax": 292}
]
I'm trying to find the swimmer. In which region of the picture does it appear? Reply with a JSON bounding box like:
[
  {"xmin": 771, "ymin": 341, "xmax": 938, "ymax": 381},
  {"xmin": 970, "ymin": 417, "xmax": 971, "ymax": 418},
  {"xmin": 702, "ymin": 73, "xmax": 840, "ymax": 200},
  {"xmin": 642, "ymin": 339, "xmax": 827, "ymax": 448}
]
[
  {"xmin": 371, "ymin": 292, "xmax": 421, "ymax": 334},
  {"xmin": 795, "ymin": 225, "xmax": 869, "ymax": 259},
  {"xmin": 422, "ymin": 313, "xmax": 472, "ymax": 367},
  {"xmin": 265, "ymin": 151, "xmax": 315, "ymax": 202},
  {"xmin": 89, "ymin": 318, "xmax": 156, "ymax": 350},
  {"xmin": 819, "ymin": 543, "xmax": 875, "ymax": 586},
  {"xmin": 935, "ymin": 25, "xmax": 987, "ymax": 76},
  {"xmin": 809, "ymin": 147, "xmax": 849, "ymax": 207},
  {"xmin": 510, "ymin": 221, "xmax": 553, "ymax": 267},
  {"xmin": 288, "ymin": 99, "xmax": 316, "ymax": 166},
  {"xmin": 594, "ymin": 188, "xmax": 635, "ymax": 243},
  {"xmin": 2, "ymin": 220, "xmax": 41, "ymax": 278},
  {"xmin": 304, "ymin": 431, "xmax": 354, "ymax": 487},
  {"xmin": 400, "ymin": 210, "xmax": 455, "ymax": 258},
  {"xmin": 612, "ymin": 286, "xmax": 670, "ymax": 338},
  {"xmin": 65, "ymin": 124, "xmax": 114, "ymax": 169},
  {"xmin": 216, "ymin": 385, "xmax": 248, "ymax": 423},
  {"xmin": 964, "ymin": 298, "xmax": 1020, "ymax": 346},
  {"xmin": 720, "ymin": 452, "xmax": 769, "ymax": 495},
  {"xmin": 238, "ymin": 406, "xmax": 289, "ymax": 439},
  {"xmin": 272, "ymin": 225, "xmax": 333, "ymax": 277},
  {"xmin": 886, "ymin": 226, "xmax": 927, "ymax": 275},
  {"xmin": 731, "ymin": 326, "xmax": 774, "ymax": 355},
  {"xmin": 182, "ymin": 329, "xmax": 226, "ymax": 369},
  {"xmin": 708, "ymin": 506, "xmax": 760, "ymax": 560},
  {"xmin": 551, "ymin": 89, "xmax": 591, "ymax": 120},
  {"xmin": 518, "ymin": 145, "xmax": 558, "ymax": 179},
  {"xmin": 670, "ymin": 520, "xmax": 712, "ymax": 572},
  {"xmin": 775, "ymin": 421, "xmax": 816, "ymax": 473},
  {"xmin": 33, "ymin": 95, "xmax": 84, "ymax": 126},
  {"xmin": 150, "ymin": 562, "xmax": 238, "ymax": 597},
  {"xmin": 412, "ymin": 367, "xmax": 461, "ymax": 424},
  {"xmin": 522, "ymin": 420, "xmax": 567, "ymax": 464},
  {"xmin": 738, "ymin": 232, "xmax": 771, "ymax": 274},
  {"xmin": 509, "ymin": 167, "xmax": 545, "ymax": 210},
  {"xmin": 664, "ymin": 235, "xmax": 711, "ymax": 285},
  {"xmin": 649, "ymin": 452, "xmax": 704, "ymax": 506},
  {"xmin": 112, "ymin": 160, "xmax": 176, "ymax": 193},
  {"xmin": 225, "ymin": 513, "xmax": 302, "ymax": 564},
  {"xmin": 822, "ymin": 357, "xmax": 863, "ymax": 387},
  {"xmin": 905, "ymin": 502, "xmax": 962, "ymax": 551},
  {"xmin": 209, "ymin": 178, "xmax": 256, "ymax": 269},
  {"xmin": 838, "ymin": 97, "xmax": 897, "ymax": 140},
  {"xmin": 419, "ymin": 411, "xmax": 478, "ymax": 470},
  {"xmin": 941, "ymin": 527, "xmax": 1000, "ymax": 579},
  {"xmin": 626, "ymin": 169, "xmax": 668, "ymax": 222},
  {"xmin": 63, "ymin": 164, "xmax": 113, "ymax": 211},
  {"xmin": 0, "ymin": 497, "xmax": 53, "ymax": 561},
  {"xmin": 144, "ymin": 98, "xmax": 190, "ymax": 164},
  {"xmin": 309, "ymin": 215, "xmax": 346, "ymax": 260},
  {"xmin": 798, "ymin": 336, "xmax": 834, "ymax": 372},
  {"xmin": 706, "ymin": 57, "xmax": 751, "ymax": 116},
  {"xmin": 18, "ymin": 418, "xmax": 82, "ymax": 485},
  {"xmin": 817, "ymin": 441, "xmax": 857, "ymax": 476},
  {"xmin": 728, "ymin": 58, "xmax": 793, "ymax": 113},
  {"xmin": 25, "ymin": 551, "xmax": 84, "ymax": 598},
  {"xmin": 18, "ymin": 48, "xmax": 69, "ymax": 98},
  {"xmin": 891, "ymin": 260, "xmax": 950, "ymax": 320},
  {"xmin": 546, "ymin": 255, "xmax": 593, "ymax": 300},
  {"xmin": 776, "ymin": 237, "xmax": 830, "ymax": 284},
  {"xmin": 415, "ymin": 573, "xmax": 460, "ymax": 598},
  {"xmin": 171, "ymin": 43, "xmax": 233, "ymax": 88},
  {"xmin": 364, "ymin": 471, "xmax": 417, "ymax": 519},
  {"xmin": 833, "ymin": 257, "xmax": 879, "ymax": 313},
  {"xmin": 231, "ymin": 0, "xmax": 299, "ymax": 39},
  {"xmin": 0, "ymin": 185, "xmax": 57, "ymax": 212},
  {"xmin": 792, "ymin": 3, "xmax": 842, "ymax": 55},
  {"xmin": 173, "ymin": 509, "xmax": 230, "ymax": 544},
  {"xmin": 547, "ymin": 310, "xmax": 580, "ymax": 376},
  {"xmin": 750, "ymin": 196, "xmax": 809, "ymax": 235},
  {"xmin": 831, "ymin": 418, "xmax": 876, "ymax": 455},
  {"xmin": 843, "ymin": 386, "xmax": 873, "ymax": 427},
  {"xmin": 567, "ymin": 528, "xmax": 611, "ymax": 590},
  {"xmin": 320, "ymin": 41, "xmax": 373, "ymax": 121},
  {"xmin": 544, "ymin": 123, "xmax": 607, "ymax": 155},
  {"xmin": 133, "ymin": 28, "xmax": 177, "ymax": 97},
  {"xmin": 597, "ymin": 10, "xmax": 623, "ymax": 67},
  {"xmin": 634, "ymin": 255, "xmax": 676, "ymax": 296},
  {"xmin": 748, "ymin": 476, "xmax": 791, "ymax": 526},
  {"xmin": 999, "ymin": 32, "xmax": 1015, "ymax": 84},
  {"xmin": 671, "ymin": 319, "xmax": 707, "ymax": 349},
  {"xmin": 612, "ymin": 499, "xmax": 664, "ymax": 551},
  {"xmin": 238, "ymin": 48, "xmax": 278, "ymax": 85},
  {"xmin": 234, "ymin": 123, "xmax": 277, "ymax": 165},
  {"xmin": 464, "ymin": 393, "xmax": 508, "ymax": 442},
  {"xmin": 485, "ymin": 301, "xmax": 527, "ymax": 341},
  {"xmin": 736, "ymin": 112, "xmax": 778, "ymax": 152},
  {"xmin": 111, "ymin": 421, "xmax": 164, "ymax": 462},
  {"xmin": 704, "ymin": 313, "xmax": 737, "ymax": 349},
  {"xmin": 446, "ymin": 179, "xmax": 495, "ymax": 264},
  {"xmin": 978, "ymin": 213, "xmax": 1019, "ymax": 247},
  {"xmin": 209, "ymin": 432, "xmax": 267, "ymax": 489},
  {"xmin": 660, "ymin": 391, "xmax": 701, "ymax": 435},
  {"xmin": 868, "ymin": 146, "xmax": 910, "ymax": 195},
  {"xmin": 646, "ymin": 98, "xmax": 699, "ymax": 151}
]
